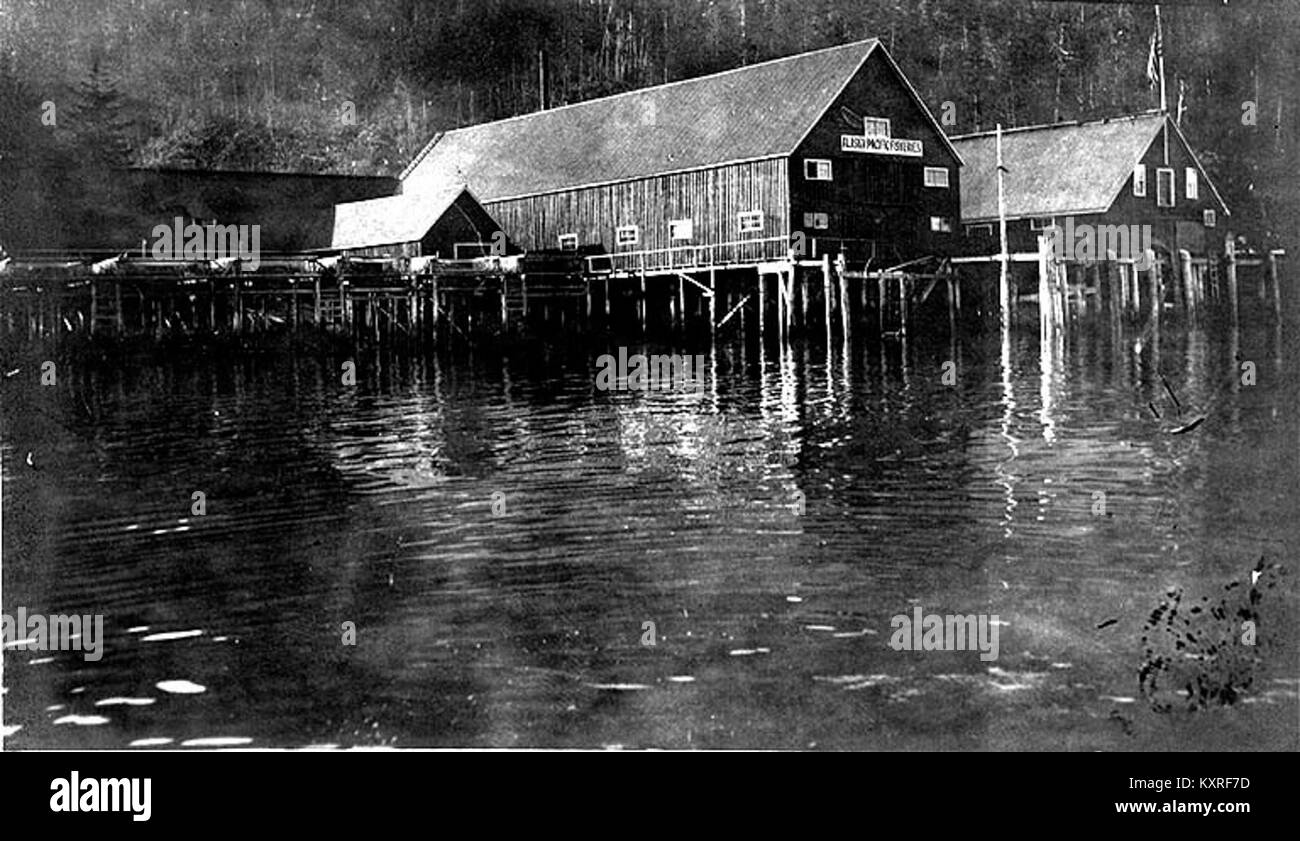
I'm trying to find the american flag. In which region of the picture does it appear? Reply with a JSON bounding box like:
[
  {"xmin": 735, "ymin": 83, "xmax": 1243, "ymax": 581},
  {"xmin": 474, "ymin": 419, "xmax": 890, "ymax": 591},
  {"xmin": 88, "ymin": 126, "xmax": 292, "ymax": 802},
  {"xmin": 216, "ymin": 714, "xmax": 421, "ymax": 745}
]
[{"xmin": 1146, "ymin": 21, "xmax": 1163, "ymax": 90}]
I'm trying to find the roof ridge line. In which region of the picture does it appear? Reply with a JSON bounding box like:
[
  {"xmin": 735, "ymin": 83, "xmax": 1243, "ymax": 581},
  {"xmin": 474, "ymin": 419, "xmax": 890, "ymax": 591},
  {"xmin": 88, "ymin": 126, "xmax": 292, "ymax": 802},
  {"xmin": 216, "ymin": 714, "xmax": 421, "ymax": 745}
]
[
  {"xmin": 949, "ymin": 110, "xmax": 1164, "ymax": 140},
  {"xmin": 432, "ymin": 38, "xmax": 881, "ymax": 139}
]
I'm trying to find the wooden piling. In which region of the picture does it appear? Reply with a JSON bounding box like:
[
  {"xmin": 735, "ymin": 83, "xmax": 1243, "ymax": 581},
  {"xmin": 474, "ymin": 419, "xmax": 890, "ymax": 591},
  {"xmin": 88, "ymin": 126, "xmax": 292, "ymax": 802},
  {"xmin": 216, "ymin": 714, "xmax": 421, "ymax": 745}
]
[
  {"xmin": 708, "ymin": 267, "xmax": 717, "ymax": 337},
  {"xmin": 1268, "ymin": 249, "xmax": 1281, "ymax": 319},
  {"xmin": 837, "ymin": 254, "xmax": 850, "ymax": 340},
  {"xmin": 898, "ymin": 276, "xmax": 909, "ymax": 338},
  {"xmin": 1226, "ymin": 237, "xmax": 1239, "ymax": 327},
  {"xmin": 821, "ymin": 254, "xmax": 833, "ymax": 342},
  {"xmin": 1149, "ymin": 251, "xmax": 1162, "ymax": 336},
  {"xmin": 877, "ymin": 272, "xmax": 886, "ymax": 336},
  {"xmin": 946, "ymin": 276, "xmax": 957, "ymax": 340}
]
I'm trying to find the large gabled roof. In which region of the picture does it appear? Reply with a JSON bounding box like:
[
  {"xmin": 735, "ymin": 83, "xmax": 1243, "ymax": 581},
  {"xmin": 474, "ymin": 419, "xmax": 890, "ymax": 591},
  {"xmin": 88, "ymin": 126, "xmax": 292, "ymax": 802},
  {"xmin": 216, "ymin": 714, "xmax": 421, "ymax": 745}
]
[
  {"xmin": 330, "ymin": 182, "xmax": 477, "ymax": 250},
  {"xmin": 950, "ymin": 112, "xmax": 1229, "ymax": 222},
  {"xmin": 401, "ymin": 39, "xmax": 959, "ymax": 202}
]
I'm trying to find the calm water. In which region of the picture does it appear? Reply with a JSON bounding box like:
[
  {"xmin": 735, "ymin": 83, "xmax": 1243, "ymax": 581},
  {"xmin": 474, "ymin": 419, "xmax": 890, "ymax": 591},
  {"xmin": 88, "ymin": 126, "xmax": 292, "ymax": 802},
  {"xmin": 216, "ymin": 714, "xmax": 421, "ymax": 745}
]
[{"xmin": 3, "ymin": 299, "xmax": 1297, "ymax": 750}]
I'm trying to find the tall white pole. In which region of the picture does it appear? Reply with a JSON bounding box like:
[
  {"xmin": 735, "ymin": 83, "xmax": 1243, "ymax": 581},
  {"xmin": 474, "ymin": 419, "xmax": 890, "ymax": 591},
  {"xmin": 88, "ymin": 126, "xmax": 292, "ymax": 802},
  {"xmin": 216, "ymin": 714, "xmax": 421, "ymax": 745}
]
[
  {"xmin": 1155, "ymin": 5, "xmax": 1167, "ymax": 114},
  {"xmin": 997, "ymin": 123, "xmax": 1010, "ymax": 331}
]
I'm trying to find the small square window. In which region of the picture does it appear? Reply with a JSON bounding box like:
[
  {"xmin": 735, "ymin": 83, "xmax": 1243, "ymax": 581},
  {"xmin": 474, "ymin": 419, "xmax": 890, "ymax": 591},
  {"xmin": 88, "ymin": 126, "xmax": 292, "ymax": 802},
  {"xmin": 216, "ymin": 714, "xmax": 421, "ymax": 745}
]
[
  {"xmin": 1203, "ymin": 209, "xmax": 1216, "ymax": 228},
  {"xmin": 558, "ymin": 233, "xmax": 578, "ymax": 250},
  {"xmin": 923, "ymin": 167, "xmax": 950, "ymax": 188},
  {"xmin": 1156, "ymin": 168, "xmax": 1175, "ymax": 207},
  {"xmin": 1185, "ymin": 167, "xmax": 1199, "ymax": 200},
  {"xmin": 616, "ymin": 225, "xmax": 639, "ymax": 247},
  {"xmin": 804, "ymin": 159, "xmax": 833, "ymax": 181},
  {"xmin": 669, "ymin": 219, "xmax": 693, "ymax": 241},
  {"xmin": 739, "ymin": 211, "xmax": 764, "ymax": 233},
  {"xmin": 802, "ymin": 212, "xmax": 829, "ymax": 230},
  {"xmin": 930, "ymin": 216, "xmax": 953, "ymax": 233},
  {"xmin": 1133, "ymin": 164, "xmax": 1147, "ymax": 198},
  {"xmin": 863, "ymin": 117, "xmax": 891, "ymax": 138}
]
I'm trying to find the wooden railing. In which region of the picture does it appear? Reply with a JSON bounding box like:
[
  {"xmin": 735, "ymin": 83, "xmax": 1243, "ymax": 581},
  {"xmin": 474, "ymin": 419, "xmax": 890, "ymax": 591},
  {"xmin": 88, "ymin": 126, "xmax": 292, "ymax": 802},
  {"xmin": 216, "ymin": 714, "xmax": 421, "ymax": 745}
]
[{"xmin": 584, "ymin": 235, "xmax": 791, "ymax": 275}]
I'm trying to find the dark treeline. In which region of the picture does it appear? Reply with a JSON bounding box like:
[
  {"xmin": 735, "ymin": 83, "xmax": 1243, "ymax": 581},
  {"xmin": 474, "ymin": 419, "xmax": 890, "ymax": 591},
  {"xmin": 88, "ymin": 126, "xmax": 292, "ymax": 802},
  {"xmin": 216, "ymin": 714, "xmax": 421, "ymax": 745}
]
[{"xmin": 0, "ymin": 0, "xmax": 1295, "ymax": 242}]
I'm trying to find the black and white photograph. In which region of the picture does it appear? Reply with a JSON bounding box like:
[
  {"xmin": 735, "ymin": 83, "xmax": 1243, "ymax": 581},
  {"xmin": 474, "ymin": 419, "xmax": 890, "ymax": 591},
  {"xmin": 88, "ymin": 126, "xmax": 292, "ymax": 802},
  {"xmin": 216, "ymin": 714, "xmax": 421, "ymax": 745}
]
[{"xmin": 0, "ymin": 0, "xmax": 1295, "ymax": 785}]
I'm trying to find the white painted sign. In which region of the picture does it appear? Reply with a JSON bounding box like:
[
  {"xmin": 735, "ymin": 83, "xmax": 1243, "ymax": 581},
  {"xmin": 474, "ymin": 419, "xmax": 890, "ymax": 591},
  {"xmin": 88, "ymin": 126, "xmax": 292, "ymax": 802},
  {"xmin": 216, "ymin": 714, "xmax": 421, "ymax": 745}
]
[{"xmin": 840, "ymin": 135, "xmax": 923, "ymax": 157}]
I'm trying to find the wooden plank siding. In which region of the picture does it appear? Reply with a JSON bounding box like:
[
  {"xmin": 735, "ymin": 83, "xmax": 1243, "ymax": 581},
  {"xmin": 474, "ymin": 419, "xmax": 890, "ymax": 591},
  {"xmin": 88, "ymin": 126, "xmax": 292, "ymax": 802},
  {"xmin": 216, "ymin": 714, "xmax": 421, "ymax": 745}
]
[
  {"xmin": 485, "ymin": 158, "xmax": 791, "ymax": 273},
  {"xmin": 789, "ymin": 48, "xmax": 963, "ymax": 265}
]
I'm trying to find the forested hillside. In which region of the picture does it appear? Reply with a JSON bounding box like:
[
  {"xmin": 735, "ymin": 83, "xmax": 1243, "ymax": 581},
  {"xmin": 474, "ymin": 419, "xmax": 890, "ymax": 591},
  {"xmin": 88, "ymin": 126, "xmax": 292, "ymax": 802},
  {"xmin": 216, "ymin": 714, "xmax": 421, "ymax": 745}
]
[{"xmin": 0, "ymin": 0, "xmax": 1295, "ymax": 239}]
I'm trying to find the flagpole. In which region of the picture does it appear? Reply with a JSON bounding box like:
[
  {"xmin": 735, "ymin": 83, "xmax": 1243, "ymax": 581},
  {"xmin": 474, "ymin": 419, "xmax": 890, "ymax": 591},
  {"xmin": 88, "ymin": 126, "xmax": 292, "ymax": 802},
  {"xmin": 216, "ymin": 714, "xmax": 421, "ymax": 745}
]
[{"xmin": 1155, "ymin": 4, "xmax": 1167, "ymax": 114}]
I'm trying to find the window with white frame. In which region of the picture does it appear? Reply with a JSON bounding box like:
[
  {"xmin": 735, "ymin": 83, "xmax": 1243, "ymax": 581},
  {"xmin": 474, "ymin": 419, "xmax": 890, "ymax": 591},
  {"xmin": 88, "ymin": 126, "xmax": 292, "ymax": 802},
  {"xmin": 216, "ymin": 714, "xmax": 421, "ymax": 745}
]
[
  {"xmin": 616, "ymin": 225, "xmax": 639, "ymax": 246},
  {"xmin": 1203, "ymin": 209, "xmax": 1216, "ymax": 228},
  {"xmin": 804, "ymin": 159, "xmax": 833, "ymax": 181},
  {"xmin": 923, "ymin": 166, "xmax": 950, "ymax": 188},
  {"xmin": 558, "ymin": 233, "xmax": 578, "ymax": 250},
  {"xmin": 1133, "ymin": 164, "xmax": 1147, "ymax": 197},
  {"xmin": 1156, "ymin": 168, "xmax": 1175, "ymax": 207},
  {"xmin": 802, "ymin": 212, "xmax": 829, "ymax": 230},
  {"xmin": 738, "ymin": 211, "xmax": 764, "ymax": 233},
  {"xmin": 1028, "ymin": 216, "xmax": 1056, "ymax": 231},
  {"xmin": 930, "ymin": 216, "xmax": 953, "ymax": 233},
  {"xmin": 863, "ymin": 117, "xmax": 891, "ymax": 138},
  {"xmin": 669, "ymin": 219, "xmax": 693, "ymax": 241},
  {"xmin": 1185, "ymin": 167, "xmax": 1199, "ymax": 200}
]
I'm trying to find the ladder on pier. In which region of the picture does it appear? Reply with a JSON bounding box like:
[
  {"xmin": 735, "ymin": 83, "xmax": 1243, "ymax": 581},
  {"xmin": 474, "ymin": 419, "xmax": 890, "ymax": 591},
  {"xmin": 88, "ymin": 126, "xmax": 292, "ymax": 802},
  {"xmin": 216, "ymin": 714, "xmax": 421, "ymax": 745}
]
[{"xmin": 503, "ymin": 275, "xmax": 528, "ymax": 319}]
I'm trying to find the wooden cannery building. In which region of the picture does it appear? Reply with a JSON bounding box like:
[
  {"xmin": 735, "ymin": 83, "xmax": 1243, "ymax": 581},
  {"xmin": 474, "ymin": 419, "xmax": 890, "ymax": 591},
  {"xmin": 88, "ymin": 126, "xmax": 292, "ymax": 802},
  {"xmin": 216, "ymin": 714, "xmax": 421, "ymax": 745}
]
[
  {"xmin": 399, "ymin": 38, "xmax": 962, "ymax": 279},
  {"xmin": 951, "ymin": 112, "xmax": 1230, "ymax": 274}
]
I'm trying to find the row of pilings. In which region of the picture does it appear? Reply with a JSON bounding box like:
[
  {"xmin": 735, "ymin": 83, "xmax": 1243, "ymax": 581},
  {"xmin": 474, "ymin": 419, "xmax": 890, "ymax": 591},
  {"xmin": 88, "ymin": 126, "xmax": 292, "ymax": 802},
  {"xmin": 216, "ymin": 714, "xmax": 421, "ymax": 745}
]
[{"xmin": 0, "ymin": 246, "xmax": 1286, "ymax": 355}]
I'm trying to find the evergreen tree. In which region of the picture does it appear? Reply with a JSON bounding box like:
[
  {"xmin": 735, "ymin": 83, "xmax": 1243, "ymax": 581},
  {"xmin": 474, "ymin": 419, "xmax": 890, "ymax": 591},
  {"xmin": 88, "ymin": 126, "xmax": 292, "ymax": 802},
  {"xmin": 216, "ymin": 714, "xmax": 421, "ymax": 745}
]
[{"xmin": 71, "ymin": 58, "xmax": 134, "ymax": 167}]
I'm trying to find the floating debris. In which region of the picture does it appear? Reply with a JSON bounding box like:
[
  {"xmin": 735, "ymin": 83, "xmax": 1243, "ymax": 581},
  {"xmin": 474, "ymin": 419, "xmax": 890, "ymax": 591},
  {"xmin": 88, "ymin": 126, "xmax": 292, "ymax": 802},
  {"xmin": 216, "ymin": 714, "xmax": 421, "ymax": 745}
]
[{"xmin": 1138, "ymin": 556, "xmax": 1283, "ymax": 712}]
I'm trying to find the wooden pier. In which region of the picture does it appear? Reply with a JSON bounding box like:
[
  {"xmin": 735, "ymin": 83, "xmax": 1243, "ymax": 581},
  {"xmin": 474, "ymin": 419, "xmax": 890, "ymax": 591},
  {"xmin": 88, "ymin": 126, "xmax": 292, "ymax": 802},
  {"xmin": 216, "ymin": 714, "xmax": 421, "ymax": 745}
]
[{"xmin": 0, "ymin": 238, "xmax": 1284, "ymax": 350}]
